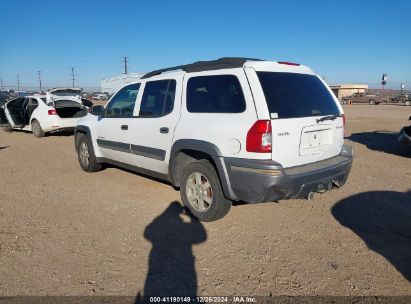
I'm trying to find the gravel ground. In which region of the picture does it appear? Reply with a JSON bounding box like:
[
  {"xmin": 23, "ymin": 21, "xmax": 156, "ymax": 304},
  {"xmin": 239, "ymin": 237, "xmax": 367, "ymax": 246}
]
[{"xmin": 0, "ymin": 104, "xmax": 410, "ymax": 297}]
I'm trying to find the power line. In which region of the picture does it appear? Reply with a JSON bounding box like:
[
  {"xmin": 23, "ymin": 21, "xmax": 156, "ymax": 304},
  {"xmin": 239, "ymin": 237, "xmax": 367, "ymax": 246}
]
[
  {"xmin": 38, "ymin": 71, "xmax": 42, "ymax": 92},
  {"xmin": 122, "ymin": 56, "xmax": 128, "ymax": 74},
  {"xmin": 70, "ymin": 67, "xmax": 76, "ymax": 87}
]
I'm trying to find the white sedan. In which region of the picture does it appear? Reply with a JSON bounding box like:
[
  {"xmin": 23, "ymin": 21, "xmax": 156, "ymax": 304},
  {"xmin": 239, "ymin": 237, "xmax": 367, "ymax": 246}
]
[{"xmin": 0, "ymin": 95, "xmax": 90, "ymax": 137}]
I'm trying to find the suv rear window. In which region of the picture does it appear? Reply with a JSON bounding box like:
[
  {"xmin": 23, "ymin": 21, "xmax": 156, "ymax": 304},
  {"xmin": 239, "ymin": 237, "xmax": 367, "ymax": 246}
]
[
  {"xmin": 257, "ymin": 72, "xmax": 340, "ymax": 119},
  {"xmin": 187, "ymin": 75, "xmax": 246, "ymax": 113}
]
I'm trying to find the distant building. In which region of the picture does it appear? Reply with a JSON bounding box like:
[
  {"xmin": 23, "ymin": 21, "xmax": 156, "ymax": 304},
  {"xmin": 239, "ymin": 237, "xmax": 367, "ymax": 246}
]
[
  {"xmin": 101, "ymin": 73, "xmax": 142, "ymax": 94},
  {"xmin": 329, "ymin": 84, "xmax": 368, "ymax": 100}
]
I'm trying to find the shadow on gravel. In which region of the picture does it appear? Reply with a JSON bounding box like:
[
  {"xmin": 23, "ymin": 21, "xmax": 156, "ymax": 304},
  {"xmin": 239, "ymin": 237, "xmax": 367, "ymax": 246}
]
[
  {"xmin": 347, "ymin": 131, "xmax": 411, "ymax": 158},
  {"xmin": 0, "ymin": 146, "xmax": 8, "ymax": 150},
  {"xmin": 47, "ymin": 130, "xmax": 75, "ymax": 137},
  {"xmin": 135, "ymin": 201, "xmax": 207, "ymax": 302},
  {"xmin": 332, "ymin": 190, "xmax": 411, "ymax": 281},
  {"xmin": 102, "ymin": 163, "xmax": 171, "ymax": 187}
]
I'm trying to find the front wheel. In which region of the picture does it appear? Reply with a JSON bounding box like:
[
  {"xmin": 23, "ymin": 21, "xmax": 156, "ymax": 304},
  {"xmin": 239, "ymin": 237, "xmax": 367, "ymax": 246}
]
[
  {"xmin": 2, "ymin": 125, "xmax": 12, "ymax": 132},
  {"xmin": 369, "ymin": 99, "xmax": 376, "ymax": 105},
  {"xmin": 180, "ymin": 160, "xmax": 231, "ymax": 222},
  {"xmin": 76, "ymin": 133, "xmax": 102, "ymax": 172},
  {"xmin": 405, "ymin": 101, "xmax": 410, "ymax": 106},
  {"xmin": 31, "ymin": 120, "xmax": 45, "ymax": 137}
]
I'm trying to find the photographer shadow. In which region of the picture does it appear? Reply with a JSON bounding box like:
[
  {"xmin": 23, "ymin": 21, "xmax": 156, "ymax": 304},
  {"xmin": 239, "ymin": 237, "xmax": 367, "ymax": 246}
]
[
  {"xmin": 136, "ymin": 201, "xmax": 207, "ymax": 302},
  {"xmin": 332, "ymin": 190, "xmax": 411, "ymax": 281}
]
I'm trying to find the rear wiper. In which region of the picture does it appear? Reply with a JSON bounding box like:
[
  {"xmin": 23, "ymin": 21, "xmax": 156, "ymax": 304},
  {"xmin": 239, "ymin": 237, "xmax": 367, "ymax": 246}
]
[{"xmin": 316, "ymin": 114, "xmax": 341, "ymax": 123}]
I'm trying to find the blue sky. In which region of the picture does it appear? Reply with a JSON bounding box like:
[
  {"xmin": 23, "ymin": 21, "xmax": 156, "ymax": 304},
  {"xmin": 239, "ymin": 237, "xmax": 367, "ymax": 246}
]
[{"xmin": 0, "ymin": 0, "xmax": 410, "ymax": 90}]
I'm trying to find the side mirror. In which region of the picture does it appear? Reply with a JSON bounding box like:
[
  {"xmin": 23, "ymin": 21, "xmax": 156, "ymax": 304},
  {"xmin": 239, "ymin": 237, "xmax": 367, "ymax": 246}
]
[{"xmin": 91, "ymin": 105, "xmax": 105, "ymax": 116}]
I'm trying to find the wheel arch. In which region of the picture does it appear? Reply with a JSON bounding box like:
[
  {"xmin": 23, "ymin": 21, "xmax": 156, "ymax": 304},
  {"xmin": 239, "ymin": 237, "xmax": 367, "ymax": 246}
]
[
  {"xmin": 30, "ymin": 117, "xmax": 38, "ymax": 125},
  {"xmin": 74, "ymin": 125, "xmax": 91, "ymax": 152},
  {"xmin": 169, "ymin": 139, "xmax": 237, "ymax": 200}
]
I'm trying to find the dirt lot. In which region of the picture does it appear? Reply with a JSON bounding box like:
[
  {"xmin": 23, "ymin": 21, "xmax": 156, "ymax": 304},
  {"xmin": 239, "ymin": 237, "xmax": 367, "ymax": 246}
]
[{"xmin": 0, "ymin": 105, "xmax": 410, "ymax": 297}]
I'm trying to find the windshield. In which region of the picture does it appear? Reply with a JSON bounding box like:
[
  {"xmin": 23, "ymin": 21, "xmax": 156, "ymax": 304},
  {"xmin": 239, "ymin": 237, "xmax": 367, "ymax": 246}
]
[{"xmin": 257, "ymin": 72, "xmax": 341, "ymax": 119}]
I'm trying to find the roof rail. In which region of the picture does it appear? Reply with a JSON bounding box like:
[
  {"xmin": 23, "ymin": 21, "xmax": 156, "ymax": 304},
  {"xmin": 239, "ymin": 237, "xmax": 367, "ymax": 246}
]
[{"xmin": 141, "ymin": 57, "xmax": 262, "ymax": 79}]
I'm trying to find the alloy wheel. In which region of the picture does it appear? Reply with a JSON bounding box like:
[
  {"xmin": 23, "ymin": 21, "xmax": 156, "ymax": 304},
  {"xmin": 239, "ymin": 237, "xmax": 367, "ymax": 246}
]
[
  {"xmin": 79, "ymin": 141, "xmax": 90, "ymax": 167},
  {"xmin": 185, "ymin": 172, "xmax": 213, "ymax": 212}
]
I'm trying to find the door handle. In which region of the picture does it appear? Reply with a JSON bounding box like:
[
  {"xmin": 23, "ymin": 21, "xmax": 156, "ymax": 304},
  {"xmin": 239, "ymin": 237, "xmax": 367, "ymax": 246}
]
[
  {"xmin": 121, "ymin": 125, "xmax": 128, "ymax": 130},
  {"xmin": 160, "ymin": 127, "xmax": 169, "ymax": 134}
]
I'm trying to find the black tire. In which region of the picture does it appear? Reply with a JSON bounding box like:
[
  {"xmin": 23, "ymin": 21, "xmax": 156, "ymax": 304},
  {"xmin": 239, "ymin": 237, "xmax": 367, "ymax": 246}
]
[
  {"xmin": 369, "ymin": 99, "xmax": 375, "ymax": 105},
  {"xmin": 180, "ymin": 160, "xmax": 231, "ymax": 222},
  {"xmin": 405, "ymin": 101, "xmax": 410, "ymax": 106},
  {"xmin": 31, "ymin": 119, "xmax": 45, "ymax": 137},
  {"xmin": 2, "ymin": 125, "xmax": 12, "ymax": 132},
  {"xmin": 76, "ymin": 133, "xmax": 102, "ymax": 172}
]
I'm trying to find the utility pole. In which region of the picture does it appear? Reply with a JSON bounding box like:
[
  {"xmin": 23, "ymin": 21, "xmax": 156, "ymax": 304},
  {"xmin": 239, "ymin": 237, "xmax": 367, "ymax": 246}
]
[
  {"xmin": 122, "ymin": 56, "xmax": 128, "ymax": 74},
  {"xmin": 71, "ymin": 67, "xmax": 76, "ymax": 87},
  {"xmin": 17, "ymin": 74, "xmax": 20, "ymax": 92},
  {"xmin": 0, "ymin": 77, "xmax": 3, "ymax": 90},
  {"xmin": 38, "ymin": 71, "xmax": 43, "ymax": 92}
]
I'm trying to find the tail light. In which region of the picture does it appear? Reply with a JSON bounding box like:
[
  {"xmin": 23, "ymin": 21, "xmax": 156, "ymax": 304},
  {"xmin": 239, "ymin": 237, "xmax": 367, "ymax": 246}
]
[
  {"xmin": 246, "ymin": 120, "xmax": 272, "ymax": 153},
  {"xmin": 48, "ymin": 108, "xmax": 57, "ymax": 115}
]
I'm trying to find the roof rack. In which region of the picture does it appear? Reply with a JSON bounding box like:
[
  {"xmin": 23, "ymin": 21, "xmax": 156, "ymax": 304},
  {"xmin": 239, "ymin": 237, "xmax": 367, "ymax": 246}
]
[{"xmin": 141, "ymin": 57, "xmax": 262, "ymax": 79}]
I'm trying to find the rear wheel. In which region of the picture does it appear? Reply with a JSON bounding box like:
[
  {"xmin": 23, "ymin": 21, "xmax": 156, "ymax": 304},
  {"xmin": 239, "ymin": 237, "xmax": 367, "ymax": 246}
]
[
  {"xmin": 369, "ymin": 99, "xmax": 376, "ymax": 105},
  {"xmin": 180, "ymin": 160, "xmax": 231, "ymax": 222},
  {"xmin": 77, "ymin": 133, "xmax": 102, "ymax": 172},
  {"xmin": 31, "ymin": 120, "xmax": 45, "ymax": 137},
  {"xmin": 405, "ymin": 101, "xmax": 410, "ymax": 106}
]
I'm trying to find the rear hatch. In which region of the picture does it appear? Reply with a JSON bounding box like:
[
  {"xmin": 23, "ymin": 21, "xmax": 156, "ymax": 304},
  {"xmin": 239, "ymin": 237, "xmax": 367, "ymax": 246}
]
[{"xmin": 257, "ymin": 71, "xmax": 344, "ymax": 168}]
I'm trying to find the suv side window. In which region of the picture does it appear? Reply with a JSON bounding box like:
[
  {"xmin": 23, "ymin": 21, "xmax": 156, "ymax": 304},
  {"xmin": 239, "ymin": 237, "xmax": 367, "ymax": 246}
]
[
  {"xmin": 106, "ymin": 83, "xmax": 140, "ymax": 118},
  {"xmin": 186, "ymin": 75, "xmax": 246, "ymax": 113},
  {"xmin": 139, "ymin": 79, "xmax": 176, "ymax": 117}
]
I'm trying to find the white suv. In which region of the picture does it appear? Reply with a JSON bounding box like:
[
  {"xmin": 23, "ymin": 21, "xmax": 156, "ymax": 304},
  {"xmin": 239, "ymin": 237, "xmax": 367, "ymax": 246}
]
[{"xmin": 74, "ymin": 58, "xmax": 353, "ymax": 221}]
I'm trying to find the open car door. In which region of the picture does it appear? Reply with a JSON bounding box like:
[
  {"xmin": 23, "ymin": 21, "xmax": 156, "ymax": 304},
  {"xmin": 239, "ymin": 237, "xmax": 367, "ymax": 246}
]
[
  {"xmin": 0, "ymin": 98, "xmax": 26, "ymax": 128},
  {"xmin": 0, "ymin": 106, "xmax": 10, "ymax": 127}
]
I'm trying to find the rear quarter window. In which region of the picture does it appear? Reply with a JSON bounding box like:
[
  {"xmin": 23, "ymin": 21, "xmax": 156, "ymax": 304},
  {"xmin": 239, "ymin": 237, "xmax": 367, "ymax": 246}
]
[
  {"xmin": 186, "ymin": 75, "xmax": 246, "ymax": 113},
  {"xmin": 257, "ymin": 72, "xmax": 340, "ymax": 119}
]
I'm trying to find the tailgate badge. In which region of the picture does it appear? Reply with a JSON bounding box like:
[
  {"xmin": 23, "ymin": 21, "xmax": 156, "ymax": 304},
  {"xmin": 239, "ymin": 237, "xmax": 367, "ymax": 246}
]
[{"xmin": 278, "ymin": 132, "xmax": 290, "ymax": 136}]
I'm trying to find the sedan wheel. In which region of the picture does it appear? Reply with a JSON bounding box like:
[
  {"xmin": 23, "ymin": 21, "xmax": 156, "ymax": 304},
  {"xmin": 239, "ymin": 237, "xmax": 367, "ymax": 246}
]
[{"xmin": 31, "ymin": 120, "xmax": 45, "ymax": 137}]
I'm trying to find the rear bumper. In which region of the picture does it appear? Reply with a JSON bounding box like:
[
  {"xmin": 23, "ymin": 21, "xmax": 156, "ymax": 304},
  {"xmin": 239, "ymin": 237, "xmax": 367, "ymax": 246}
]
[
  {"xmin": 41, "ymin": 117, "xmax": 79, "ymax": 132},
  {"xmin": 224, "ymin": 145, "xmax": 353, "ymax": 203}
]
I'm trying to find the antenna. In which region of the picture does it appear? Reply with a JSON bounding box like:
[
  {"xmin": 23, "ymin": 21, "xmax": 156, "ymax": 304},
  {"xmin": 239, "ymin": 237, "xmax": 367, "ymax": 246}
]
[
  {"xmin": 122, "ymin": 56, "xmax": 128, "ymax": 74},
  {"xmin": 38, "ymin": 71, "xmax": 42, "ymax": 92},
  {"xmin": 71, "ymin": 67, "xmax": 76, "ymax": 87},
  {"xmin": 17, "ymin": 74, "xmax": 20, "ymax": 91},
  {"xmin": 0, "ymin": 77, "xmax": 3, "ymax": 90}
]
